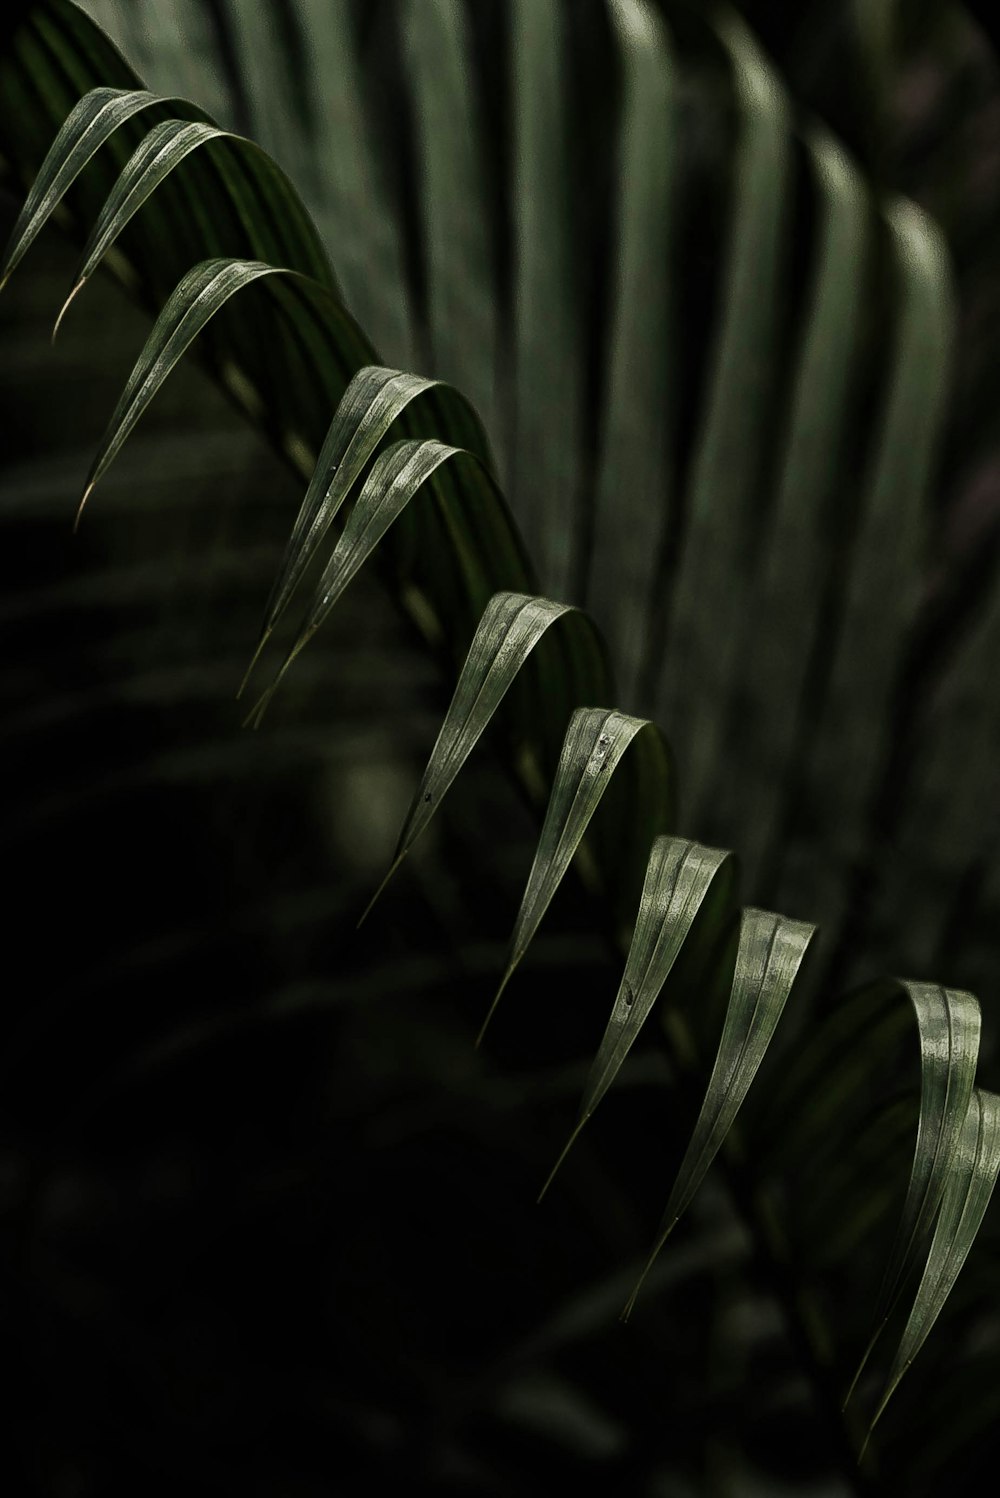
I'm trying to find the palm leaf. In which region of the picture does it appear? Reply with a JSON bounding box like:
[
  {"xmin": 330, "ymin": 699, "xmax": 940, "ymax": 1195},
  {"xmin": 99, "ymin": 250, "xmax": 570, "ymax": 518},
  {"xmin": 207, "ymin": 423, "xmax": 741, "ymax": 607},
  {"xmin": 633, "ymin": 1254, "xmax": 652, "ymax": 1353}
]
[
  {"xmin": 479, "ymin": 704, "xmax": 675, "ymax": 1045},
  {"xmin": 360, "ymin": 591, "xmax": 612, "ymax": 925},
  {"xmin": 3, "ymin": 2, "xmax": 998, "ymax": 1484},
  {"xmin": 539, "ymin": 835, "xmax": 737, "ymax": 1198},
  {"xmin": 624, "ymin": 906, "xmax": 816, "ymax": 1317},
  {"xmin": 862, "ymin": 1087, "xmax": 1000, "ymax": 1451}
]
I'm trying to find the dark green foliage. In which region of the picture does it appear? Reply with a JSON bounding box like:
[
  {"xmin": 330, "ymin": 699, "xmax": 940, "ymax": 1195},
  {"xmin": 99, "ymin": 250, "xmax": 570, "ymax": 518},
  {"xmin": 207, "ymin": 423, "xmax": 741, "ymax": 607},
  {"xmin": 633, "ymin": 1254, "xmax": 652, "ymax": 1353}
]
[{"xmin": 2, "ymin": 3, "xmax": 1000, "ymax": 1494}]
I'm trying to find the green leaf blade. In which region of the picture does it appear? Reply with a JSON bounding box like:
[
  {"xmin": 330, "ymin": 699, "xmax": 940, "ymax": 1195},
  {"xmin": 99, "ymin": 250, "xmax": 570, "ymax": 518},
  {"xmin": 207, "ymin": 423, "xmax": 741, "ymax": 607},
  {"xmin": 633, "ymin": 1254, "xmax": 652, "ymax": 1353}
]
[
  {"xmin": 864, "ymin": 1087, "xmax": 1000, "ymax": 1448},
  {"xmin": 0, "ymin": 84, "xmax": 174, "ymax": 288},
  {"xmin": 626, "ymin": 907, "xmax": 815, "ymax": 1315},
  {"xmin": 481, "ymin": 706, "xmax": 675, "ymax": 1045},
  {"xmin": 367, "ymin": 591, "xmax": 611, "ymax": 908}
]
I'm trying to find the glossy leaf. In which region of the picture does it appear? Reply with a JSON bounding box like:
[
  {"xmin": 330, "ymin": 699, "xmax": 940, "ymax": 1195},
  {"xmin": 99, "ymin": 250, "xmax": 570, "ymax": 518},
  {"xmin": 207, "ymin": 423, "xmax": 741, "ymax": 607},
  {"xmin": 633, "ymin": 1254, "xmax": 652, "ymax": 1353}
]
[
  {"xmin": 540, "ymin": 835, "xmax": 735, "ymax": 1197},
  {"xmin": 479, "ymin": 706, "xmax": 675, "ymax": 1046},
  {"xmin": 61, "ymin": 116, "xmax": 332, "ymax": 330},
  {"xmin": 250, "ymin": 437, "xmax": 479, "ymax": 717},
  {"xmin": 624, "ymin": 908, "xmax": 815, "ymax": 1317},
  {"xmin": 250, "ymin": 365, "xmax": 499, "ymax": 680},
  {"xmin": 75, "ymin": 256, "xmax": 373, "ymax": 525},
  {"xmin": 844, "ymin": 981, "xmax": 982, "ymax": 1402},
  {"xmin": 360, "ymin": 591, "xmax": 611, "ymax": 924},
  {"xmin": 0, "ymin": 85, "xmax": 194, "ymax": 289},
  {"xmin": 862, "ymin": 1088, "xmax": 1000, "ymax": 1453}
]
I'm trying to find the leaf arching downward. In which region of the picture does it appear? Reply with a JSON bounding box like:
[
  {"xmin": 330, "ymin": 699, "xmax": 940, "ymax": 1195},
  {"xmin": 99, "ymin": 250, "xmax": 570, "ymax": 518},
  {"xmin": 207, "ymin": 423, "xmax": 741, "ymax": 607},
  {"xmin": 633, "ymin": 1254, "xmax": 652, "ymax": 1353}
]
[
  {"xmin": 248, "ymin": 438, "xmax": 505, "ymax": 721},
  {"xmin": 861, "ymin": 1087, "xmax": 1000, "ymax": 1453},
  {"xmin": 359, "ymin": 591, "xmax": 612, "ymax": 925},
  {"xmin": 540, "ymin": 835, "xmax": 736, "ymax": 1198},
  {"xmin": 479, "ymin": 706, "xmax": 675, "ymax": 1047},
  {"xmin": 844, "ymin": 981, "xmax": 981, "ymax": 1404},
  {"xmin": 250, "ymin": 364, "xmax": 500, "ymax": 685},
  {"xmin": 2, "ymin": 5, "xmax": 995, "ymax": 1457},
  {"xmin": 0, "ymin": 85, "xmax": 200, "ymax": 290},
  {"xmin": 624, "ymin": 907, "xmax": 816, "ymax": 1318},
  {"xmin": 61, "ymin": 117, "xmax": 333, "ymax": 330},
  {"xmin": 74, "ymin": 256, "xmax": 373, "ymax": 526}
]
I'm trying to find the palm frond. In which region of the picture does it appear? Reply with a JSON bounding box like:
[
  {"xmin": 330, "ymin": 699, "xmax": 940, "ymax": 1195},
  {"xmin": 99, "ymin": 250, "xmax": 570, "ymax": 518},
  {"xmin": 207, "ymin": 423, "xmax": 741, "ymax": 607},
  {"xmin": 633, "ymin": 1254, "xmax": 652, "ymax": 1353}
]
[{"xmin": 2, "ymin": 0, "xmax": 998, "ymax": 1486}]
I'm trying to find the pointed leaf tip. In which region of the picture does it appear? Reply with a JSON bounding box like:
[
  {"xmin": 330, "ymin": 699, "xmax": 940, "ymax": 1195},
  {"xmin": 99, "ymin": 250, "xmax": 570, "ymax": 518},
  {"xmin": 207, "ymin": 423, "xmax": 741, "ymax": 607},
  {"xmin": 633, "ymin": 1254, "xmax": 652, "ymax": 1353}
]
[
  {"xmin": 630, "ymin": 910, "xmax": 813, "ymax": 1303},
  {"xmin": 490, "ymin": 707, "xmax": 674, "ymax": 1039},
  {"xmin": 52, "ymin": 280, "xmax": 85, "ymax": 343}
]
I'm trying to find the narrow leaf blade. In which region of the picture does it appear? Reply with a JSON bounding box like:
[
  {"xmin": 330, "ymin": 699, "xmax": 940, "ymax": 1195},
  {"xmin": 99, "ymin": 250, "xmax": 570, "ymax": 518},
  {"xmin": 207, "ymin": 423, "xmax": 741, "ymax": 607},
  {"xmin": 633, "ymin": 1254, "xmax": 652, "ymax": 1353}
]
[
  {"xmin": 625, "ymin": 907, "xmax": 815, "ymax": 1314},
  {"xmin": 864, "ymin": 1088, "xmax": 1000, "ymax": 1449},
  {"xmin": 481, "ymin": 706, "xmax": 675, "ymax": 1044}
]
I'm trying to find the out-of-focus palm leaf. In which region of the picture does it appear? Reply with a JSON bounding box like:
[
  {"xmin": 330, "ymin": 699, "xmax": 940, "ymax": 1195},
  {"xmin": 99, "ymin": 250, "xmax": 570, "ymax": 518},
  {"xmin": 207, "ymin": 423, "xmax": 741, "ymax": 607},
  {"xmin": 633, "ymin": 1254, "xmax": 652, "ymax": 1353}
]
[
  {"xmin": 654, "ymin": 10, "xmax": 791, "ymax": 826},
  {"xmin": 588, "ymin": 0, "xmax": 676, "ymax": 705}
]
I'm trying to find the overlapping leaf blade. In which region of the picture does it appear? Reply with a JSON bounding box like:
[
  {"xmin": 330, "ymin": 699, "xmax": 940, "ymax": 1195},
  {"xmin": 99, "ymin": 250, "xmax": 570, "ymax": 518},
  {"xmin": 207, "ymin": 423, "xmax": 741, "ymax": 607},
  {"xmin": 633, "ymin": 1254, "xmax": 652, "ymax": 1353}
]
[
  {"xmin": 843, "ymin": 981, "xmax": 982, "ymax": 1400},
  {"xmin": 862, "ymin": 1088, "xmax": 1000, "ymax": 1450},
  {"xmin": 540, "ymin": 835, "xmax": 735, "ymax": 1197},
  {"xmin": 251, "ymin": 437, "xmax": 486, "ymax": 717},
  {"xmin": 479, "ymin": 706, "xmax": 675, "ymax": 1045},
  {"xmin": 64, "ymin": 116, "xmax": 333, "ymax": 323},
  {"xmin": 624, "ymin": 907, "xmax": 815, "ymax": 1316},
  {"xmin": 250, "ymin": 365, "xmax": 503, "ymax": 677},
  {"xmin": 0, "ymin": 85, "xmax": 192, "ymax": 288},
  {"xmin": 360, "ymin": 591, "xmax": 612, "ymax": 922},
  {"xmin": 73, "ymin": 256, "xmax": 373, "ymax": 524}
]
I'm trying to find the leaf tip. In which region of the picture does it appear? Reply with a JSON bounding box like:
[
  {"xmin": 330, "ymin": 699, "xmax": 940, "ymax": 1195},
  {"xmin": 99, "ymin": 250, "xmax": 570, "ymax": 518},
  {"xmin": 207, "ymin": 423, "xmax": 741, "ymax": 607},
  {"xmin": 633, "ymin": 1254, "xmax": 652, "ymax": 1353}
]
[
  {"xmin": 537, "ymin": 1117, "xmax": 587, "ymax": 1204},
  {"xmin": 73, "ymin": 481, "xmax": 95, "ymax": 533},
  {"xmin": 52, "ymin": 279, "xmax": 85, "ymax": 343},
  {"xmin": 237, "ymin": 629, "xmax": 272, "ymax": 700},
  {"xmin": 475, "ymin": 971, "xmax": 511, "ymax": 1049},
  {"xmin": 356, "ymin": 855, "xmax": 405, "ymax": 931}
]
